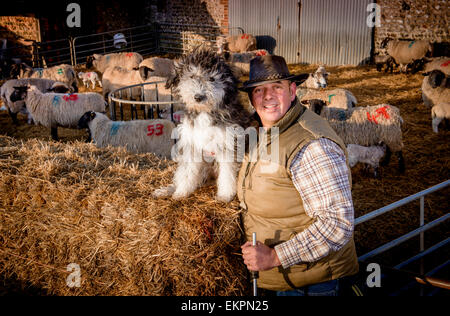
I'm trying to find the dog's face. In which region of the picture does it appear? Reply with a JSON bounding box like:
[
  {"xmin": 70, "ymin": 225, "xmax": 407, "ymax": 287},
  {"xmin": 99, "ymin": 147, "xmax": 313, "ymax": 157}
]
[{"xmin": 166, "ymin": 49, "xmax": 238, "ymax": 113}]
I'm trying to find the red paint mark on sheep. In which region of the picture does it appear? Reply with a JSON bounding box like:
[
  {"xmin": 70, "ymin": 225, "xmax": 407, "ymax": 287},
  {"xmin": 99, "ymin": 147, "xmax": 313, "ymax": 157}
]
[
  {"xmin": 126, "ymin": 53, "xmax": 134, "ymax": 57},
  {"xmin": 441, "ymin": 61, "xmax": 450, "ymax": 67},
  {"xmin": 367, "ymin": 105, "xmax": 390, "ymax": 124},
  {"xmin": 62, "ymin": 94, "xmax": 78, "ymax": 102},
  {"xmin": 256, "ymin": 50, "xmax": 267, "ymax": 56},
  {"xmin": 147, "ymin": 123, "xmax": 164, "ymax": 136},
  {"xmin": 241, "ymin": 34, "xmax": 249, "ymax": 39}
]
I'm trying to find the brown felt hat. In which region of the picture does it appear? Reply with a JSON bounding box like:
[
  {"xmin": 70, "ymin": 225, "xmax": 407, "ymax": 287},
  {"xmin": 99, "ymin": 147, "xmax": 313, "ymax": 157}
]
[{"xmin": 239, "ymin": 55, "xmax": 309, "ymax": 91}]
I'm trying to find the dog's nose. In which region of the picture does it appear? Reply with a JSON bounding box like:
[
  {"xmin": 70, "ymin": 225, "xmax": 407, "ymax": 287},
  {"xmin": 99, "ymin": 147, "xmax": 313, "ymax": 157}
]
[{"xmin": 194, "ymin": 94, "xmax": 206, "ymax": 102}]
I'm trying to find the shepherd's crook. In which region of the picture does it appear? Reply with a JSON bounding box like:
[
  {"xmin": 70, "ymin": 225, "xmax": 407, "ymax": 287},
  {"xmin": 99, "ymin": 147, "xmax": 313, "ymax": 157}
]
[{"xmin": 252, "ymin": 232, "xmax": 258, "ymax": 296}]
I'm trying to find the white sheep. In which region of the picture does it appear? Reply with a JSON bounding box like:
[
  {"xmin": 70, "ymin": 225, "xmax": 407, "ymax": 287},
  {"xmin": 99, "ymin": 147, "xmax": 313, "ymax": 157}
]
[
  {"xmin": 347, "ymin": 143, "xmax": 386, "ymax": 178},
  {"xmin": 138, "ymin": 57, "xmax": 175, "ymax": 79},
  {"xmin": 10, "ymin": 85, "xmax": 106, "ymax": 140},
  {"xmin": 10, "ymin": 63, "xmax": 78, "ymax": 92},
  {"xmin": 298, "ymin": 88, "xmax": 357, "ymax": 110},
  {"xmin": 77, "ymin": 71, "xmax": 102, "ymax": 89},
  {"xmin": 305, "ymin": 99, "xmax": 405, "ymax": 173},
  {"xmin": 423, "ymin": 57, "xmax": 450, "ymax": 75},
  {"xmin": 77, "ymin": 111, "xmax": 175, "ymax": 158},
  {"xmin": 421, "ymin": 69, "xmax": 450, "ymax": 108},
  {"xmin": 1, "ymin": 78, "xmax": 71, "ymax": 124},
  {"xmin": 86, "ymin": 52, "xmax": 143, "ymax": 73},
  {"xmin": 297, "ymin": 65, "xmax": 329, "ymax": 90},
  {"xmin": 431, "ymin": 102, "xmax": 450, "ymax": 133},
  {"xmin": 216, "ymin": 34, "xmax": 257, "ymax": 54},
  {"xmin": 381, "ymin": 38, "xmax": 432, "ymax": 73}
]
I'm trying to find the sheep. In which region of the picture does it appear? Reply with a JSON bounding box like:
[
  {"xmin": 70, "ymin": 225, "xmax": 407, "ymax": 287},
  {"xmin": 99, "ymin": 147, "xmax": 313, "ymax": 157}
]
[
  {"xmin": 431, "ymin": 102, "xmax": 450, "ymax": 133},
  {"xmin": 421, "ymin": 69, "xmax": 450, "ymax": 108},
  {"xmin": 381, "ymin": 38, "xmax": 432, "ymax": 73},
  {"xmin": 298, "ymin": 88, "xmax": 357, "ymax": 110},
  {"xmin": 423, "ymin": 57, "xmax": 450, "ymax": 75},
  {"xmin": 9, "ymin": 85, "xmax": 106, "ymax": 140},
  {"xmin": 86, "ymin": 52, "xmax": 143, "ymax": 74},
  {"xmin": 101, "ymin": 66, "xmax": 172, "ymax": 106},
  {"xmin": 304, "ymin": 99, "xmax": 405, "ymax": 173},
  {"xmin": 77, "ymin": 71, "xmax": 102, "ymax": 89},
  {"xmin": 221, "ymin": 49, "xmax": 269, "ymax": 78},
  {"xmin": 1, "ymin": 78, "xmax": 71, "ymax": 124},
  {"xmin": 374, "ymin": 53, "xmax": 396, "ymax": 73},
  {"xmin": 138, "ymin": 57, "xmax": 175, "ymax": 79},
  {"xmin": 347, "ymin": 143, "xmax": 386, "ymax": 178},
  {"xmin": 10, "ymin": 63, "xmax": 78, "ymax": 92},
  {"xmin": 297, "ymin": 65, "xmax": 329, "ymax": 90},
  {"xmin": 216, "ymin": 34, "xmax": 257, "ymax": 54},
  {"xmin": 77, "ymin": 111, "xmax": 175, "ymax": 158}
]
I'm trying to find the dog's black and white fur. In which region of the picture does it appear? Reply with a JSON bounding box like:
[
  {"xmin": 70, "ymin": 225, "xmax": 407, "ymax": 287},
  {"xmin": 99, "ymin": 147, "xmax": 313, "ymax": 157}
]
[{"xmin": 153, "ymin": 49, "xmax": 252, "ymax": 202}]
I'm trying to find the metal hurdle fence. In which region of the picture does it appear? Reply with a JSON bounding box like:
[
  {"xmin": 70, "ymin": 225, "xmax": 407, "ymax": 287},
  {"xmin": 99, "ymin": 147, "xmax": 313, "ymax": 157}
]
[{"xmin": 355, "ymin": 179, "xmax": 450, "ymax": 295}]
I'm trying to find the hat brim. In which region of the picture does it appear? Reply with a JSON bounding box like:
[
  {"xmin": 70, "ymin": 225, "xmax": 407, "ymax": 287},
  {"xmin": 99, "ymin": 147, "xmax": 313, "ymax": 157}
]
[{"xmin": 238, "ymin": 73, "xmax": 310, "ymax": 92}]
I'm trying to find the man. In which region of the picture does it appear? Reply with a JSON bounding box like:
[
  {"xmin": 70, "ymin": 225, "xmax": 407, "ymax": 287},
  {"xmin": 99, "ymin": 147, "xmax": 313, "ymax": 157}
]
[{"xmin": 238, "ymin": 55, "xmax": 359, "ymax": 296}]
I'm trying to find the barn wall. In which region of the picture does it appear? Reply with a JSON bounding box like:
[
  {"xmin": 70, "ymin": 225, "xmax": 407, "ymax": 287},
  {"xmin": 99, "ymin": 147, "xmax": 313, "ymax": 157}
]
[{"xmin": 374, "ymin": 0, "xmax": 450, "ymax": 54}]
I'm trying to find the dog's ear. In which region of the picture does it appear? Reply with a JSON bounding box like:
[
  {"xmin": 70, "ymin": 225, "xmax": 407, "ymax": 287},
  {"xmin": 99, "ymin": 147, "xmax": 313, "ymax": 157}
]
[{"xmin": 164, "ymin": 67, "xmax": 179, "ymax": 90}]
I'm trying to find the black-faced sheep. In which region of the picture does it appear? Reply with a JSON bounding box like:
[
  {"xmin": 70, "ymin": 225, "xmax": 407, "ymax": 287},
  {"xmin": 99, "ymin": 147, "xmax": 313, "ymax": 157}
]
[
  {"xmin": 10, "ymin": 63, "xmax": 78, "ymax": 92},
  {"xmin": 1, "ymin": 78, "xmax": 71, "ymax": 124},
  {"xmin": 10, "ymin": 85, "xmax": 106, "ymax": 140},
  {"xmin": 421, "ymin": 69, "xmax": 450, "ymax": 109},
  {"xmin": 374, "ymin": 53, "xmax": 396, "ymax": 73},
  {"xmin": 304, "ymin": 99, "xmax": 405, "ymax": 173},
  {"xmin": 86, "ymin": 52, "xmax": 143, "ymax": 74},
  {"xmin": 77, "ymin": 111, "xmax": 175, "ymax": 158},
  {"xmin": 381, "ymin": 38, "xmax": 432, "ymax": 73}
]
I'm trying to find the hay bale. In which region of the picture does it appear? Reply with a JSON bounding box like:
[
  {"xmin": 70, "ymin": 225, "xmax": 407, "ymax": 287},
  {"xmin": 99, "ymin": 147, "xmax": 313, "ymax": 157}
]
[{"xmin": 0, "ymin": 135, "xmax": 248, "ymax": 295}]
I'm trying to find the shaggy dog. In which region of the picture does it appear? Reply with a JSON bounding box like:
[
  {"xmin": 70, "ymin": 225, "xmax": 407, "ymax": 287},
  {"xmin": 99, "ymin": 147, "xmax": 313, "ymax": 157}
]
[{"xmin": 153, "ymin": 49, "xmax": 252, "ymax": 202}]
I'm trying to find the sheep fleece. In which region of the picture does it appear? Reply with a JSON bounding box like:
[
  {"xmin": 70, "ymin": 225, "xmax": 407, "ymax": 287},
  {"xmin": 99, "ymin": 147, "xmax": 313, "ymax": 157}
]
[{"xmin": 88, "ymin": 113, "xmax": 175, "ymax": 157}]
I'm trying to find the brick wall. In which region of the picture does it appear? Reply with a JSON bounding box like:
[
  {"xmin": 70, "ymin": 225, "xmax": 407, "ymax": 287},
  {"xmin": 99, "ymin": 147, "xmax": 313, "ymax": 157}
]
[
  {"xmin": 0, "ymin": 16, "xmax": 41, "ymax": 42},
  {"xmin": 375, "ymin": 0, "xmax": 449, "ymax": 53}
]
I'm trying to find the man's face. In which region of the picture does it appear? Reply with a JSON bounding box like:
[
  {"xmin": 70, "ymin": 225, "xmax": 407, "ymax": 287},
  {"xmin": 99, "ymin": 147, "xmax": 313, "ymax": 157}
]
[{"xmin": 250, "ymin": 80, "xmax": 297, "ymax": 128}]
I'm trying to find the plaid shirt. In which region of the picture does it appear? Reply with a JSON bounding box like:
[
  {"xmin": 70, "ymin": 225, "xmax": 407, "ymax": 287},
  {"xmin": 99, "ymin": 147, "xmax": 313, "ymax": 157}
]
[{"xmin": 274, "ymin": 138, "xmax": 354, "ymax": 269}]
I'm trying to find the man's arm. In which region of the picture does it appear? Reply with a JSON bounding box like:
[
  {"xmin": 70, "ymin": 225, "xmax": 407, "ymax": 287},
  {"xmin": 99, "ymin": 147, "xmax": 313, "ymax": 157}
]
[{"xmin": 274, "ymin": 137, "xmax": 354, "ymax": 269}]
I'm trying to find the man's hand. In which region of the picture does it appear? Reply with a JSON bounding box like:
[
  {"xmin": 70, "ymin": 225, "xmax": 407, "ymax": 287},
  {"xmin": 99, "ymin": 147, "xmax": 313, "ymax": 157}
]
[{"xmin": 241, "ymin": 241, "xmax": 281, "ymax": 271}]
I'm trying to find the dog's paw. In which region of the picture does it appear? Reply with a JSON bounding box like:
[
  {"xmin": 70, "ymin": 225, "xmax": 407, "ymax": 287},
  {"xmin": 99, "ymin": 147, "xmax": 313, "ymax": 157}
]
[
  {"xmin": 152, "ymin": 185, "xmax": 175, "ymax": 198},
  {"xmin": 216, "ymin": 192, "xmax": 236, "ymax": 203}
]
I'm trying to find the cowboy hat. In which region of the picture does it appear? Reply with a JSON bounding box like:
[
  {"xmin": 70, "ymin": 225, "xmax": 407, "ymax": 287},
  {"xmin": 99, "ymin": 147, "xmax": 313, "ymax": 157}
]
[{"xmin": 239, "ymin": 55, "xmax": 309, "ymax": 91}]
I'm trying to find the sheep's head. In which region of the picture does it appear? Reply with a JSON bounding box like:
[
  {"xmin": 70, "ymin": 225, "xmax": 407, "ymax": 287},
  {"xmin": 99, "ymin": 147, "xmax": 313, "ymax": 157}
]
[
  {"xmin": 86, "ymin": 55, "xmax": 96, "ymax": 69},
  {"xmin": 77, "ymin": 72, "xmax": 84, "ymax": 79},
  {"xmin": 301, "ymin": 99, "xmax": 326, "ymax": 115},
  {"xmin": 380, "ymin": 37, "xmax": 392, "ymax": 49},
  {"xmin": 312, "ymin": 66, "xmax": 329, "ymax": 89},
  {"xmin": 423, "ymin": 69, "xmax": 446, "ymax": 88},
  {"xmin": 9, "ymin": 63, "xmax": 27, "ymax": 78},
  {"xmin": 10, "ymin": 85, "xmax": 29, "ymax": 102},
  {"xmin": 78, "ymin": 111, "xmax": 96, "ymax": 129},
  {"xmin": 47, "ymin": 82, "xmax": 71, "ymax": 94}
]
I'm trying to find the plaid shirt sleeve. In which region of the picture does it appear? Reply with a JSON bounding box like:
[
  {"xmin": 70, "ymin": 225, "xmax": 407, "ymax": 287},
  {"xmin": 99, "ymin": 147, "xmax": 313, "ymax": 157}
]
[{"xmin": 274, "ymin": 138, "xmax": 354, "ymax": 269}]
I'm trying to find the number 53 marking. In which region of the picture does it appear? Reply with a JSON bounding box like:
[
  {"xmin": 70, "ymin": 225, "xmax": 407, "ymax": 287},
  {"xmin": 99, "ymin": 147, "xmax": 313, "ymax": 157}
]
[{"xmin": 147, "ymin": 124, "xmax": 164, "ymax": 136}]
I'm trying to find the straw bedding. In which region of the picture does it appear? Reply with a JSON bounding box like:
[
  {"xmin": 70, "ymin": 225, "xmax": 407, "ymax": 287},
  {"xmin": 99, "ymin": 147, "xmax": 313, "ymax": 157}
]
[
  {"xmin": 0, "ymin": 137, "xmax": 247, "ymax": 295},
  {"xmin": 1, "ymin": 64, "xmax": 449, "ymax": 295}
]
